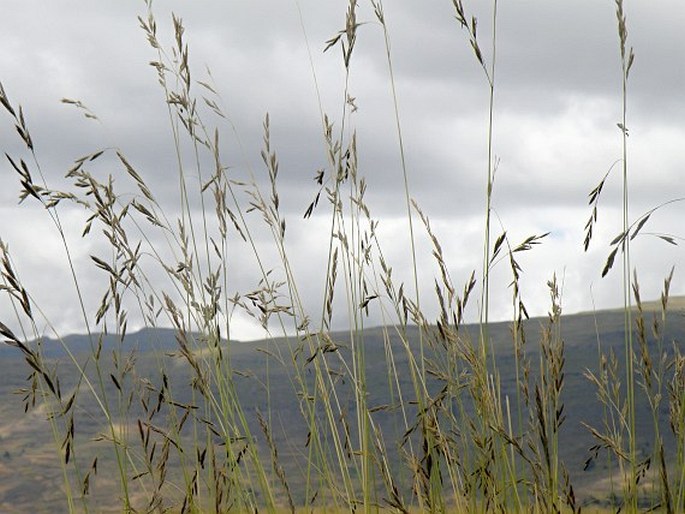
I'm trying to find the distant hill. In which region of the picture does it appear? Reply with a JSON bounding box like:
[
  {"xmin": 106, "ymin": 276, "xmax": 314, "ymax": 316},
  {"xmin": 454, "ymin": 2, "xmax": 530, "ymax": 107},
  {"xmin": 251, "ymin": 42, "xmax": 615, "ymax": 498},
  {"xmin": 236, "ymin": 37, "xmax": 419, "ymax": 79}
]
[{"xmin": 1, "ymin": 298, "xmax": 685, "ymax": 511}]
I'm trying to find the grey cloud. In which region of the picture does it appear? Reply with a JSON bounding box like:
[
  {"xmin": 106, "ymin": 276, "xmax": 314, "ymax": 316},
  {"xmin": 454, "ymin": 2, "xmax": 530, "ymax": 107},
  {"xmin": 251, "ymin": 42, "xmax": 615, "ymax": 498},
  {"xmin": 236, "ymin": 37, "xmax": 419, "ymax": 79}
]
[{"xmin": 1, "ymin": 1, "xmax": 684, "ymax": 339}]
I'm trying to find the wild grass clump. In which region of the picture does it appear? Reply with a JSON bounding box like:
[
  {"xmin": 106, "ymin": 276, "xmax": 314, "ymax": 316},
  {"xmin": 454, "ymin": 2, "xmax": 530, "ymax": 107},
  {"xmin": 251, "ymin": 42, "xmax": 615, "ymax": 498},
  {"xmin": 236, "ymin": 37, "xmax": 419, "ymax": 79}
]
[{"xmin": 0, "ymin": 0, "xmax": 683, "ymax": 513}]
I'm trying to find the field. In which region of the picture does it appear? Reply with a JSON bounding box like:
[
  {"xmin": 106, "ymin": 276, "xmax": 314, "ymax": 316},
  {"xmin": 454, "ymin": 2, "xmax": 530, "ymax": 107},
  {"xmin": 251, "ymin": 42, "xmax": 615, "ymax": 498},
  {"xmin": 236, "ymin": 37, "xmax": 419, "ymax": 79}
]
[
  {"xmin": 1, "ymin": 304, "xmax": 685, "ymax": 511},
  {"xmin": 1, "ymin": 1, "xmax": 684, "ymax": 513}
]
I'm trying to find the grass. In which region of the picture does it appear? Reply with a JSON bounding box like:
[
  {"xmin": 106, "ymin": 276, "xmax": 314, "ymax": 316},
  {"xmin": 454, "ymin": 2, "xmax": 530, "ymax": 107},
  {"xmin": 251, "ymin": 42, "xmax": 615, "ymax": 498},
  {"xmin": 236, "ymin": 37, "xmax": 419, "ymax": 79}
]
[{"xmin": 1, "ymin": 0, "xmax": 684, "ymax": 512}]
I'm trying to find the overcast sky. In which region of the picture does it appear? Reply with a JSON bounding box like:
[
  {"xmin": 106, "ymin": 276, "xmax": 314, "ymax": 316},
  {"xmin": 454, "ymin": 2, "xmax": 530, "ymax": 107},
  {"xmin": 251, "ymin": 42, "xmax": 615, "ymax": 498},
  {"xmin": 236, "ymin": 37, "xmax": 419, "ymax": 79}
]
[{"xmin": 1, "ymin": 1, "xmax": 684, "ymax": 341}]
